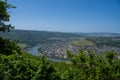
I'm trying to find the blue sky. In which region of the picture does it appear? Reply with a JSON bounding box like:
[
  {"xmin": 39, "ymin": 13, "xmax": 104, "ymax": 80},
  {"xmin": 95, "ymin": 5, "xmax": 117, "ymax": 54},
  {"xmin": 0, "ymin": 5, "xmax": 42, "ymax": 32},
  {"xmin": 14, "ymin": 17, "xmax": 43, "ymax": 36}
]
[{"xmin": 8, "ymin": 0, "xmax": 120, "ymax": 33}]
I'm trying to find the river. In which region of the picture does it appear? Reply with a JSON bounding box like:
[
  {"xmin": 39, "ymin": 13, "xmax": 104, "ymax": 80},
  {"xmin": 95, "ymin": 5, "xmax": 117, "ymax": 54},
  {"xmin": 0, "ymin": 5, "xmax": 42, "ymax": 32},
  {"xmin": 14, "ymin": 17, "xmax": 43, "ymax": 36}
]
[{"xmin": 29, "ymin": 45, "xmax": 69, "ymax": 62}]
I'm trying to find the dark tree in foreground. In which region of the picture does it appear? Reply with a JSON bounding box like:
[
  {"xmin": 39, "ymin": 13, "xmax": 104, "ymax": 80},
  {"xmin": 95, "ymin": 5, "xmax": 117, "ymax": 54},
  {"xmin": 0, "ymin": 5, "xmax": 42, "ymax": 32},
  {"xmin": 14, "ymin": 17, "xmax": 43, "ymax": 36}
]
[{"xmin": 0, "ymin": 0, "xmax": 16, "ymax": 32}]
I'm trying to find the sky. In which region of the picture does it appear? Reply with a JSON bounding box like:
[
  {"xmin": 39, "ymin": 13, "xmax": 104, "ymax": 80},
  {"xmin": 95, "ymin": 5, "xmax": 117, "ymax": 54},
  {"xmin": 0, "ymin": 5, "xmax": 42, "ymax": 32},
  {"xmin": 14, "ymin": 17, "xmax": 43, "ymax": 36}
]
[{"xmin": 8, "ymin": 0, "xmax": 120, "ymax": 33}]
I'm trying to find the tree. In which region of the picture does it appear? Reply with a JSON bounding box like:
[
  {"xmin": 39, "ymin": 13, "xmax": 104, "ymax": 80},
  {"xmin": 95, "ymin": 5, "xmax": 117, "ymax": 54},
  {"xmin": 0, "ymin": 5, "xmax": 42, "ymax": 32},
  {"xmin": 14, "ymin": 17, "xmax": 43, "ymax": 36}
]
[
  {"xmin": 0, "ymin": 0, "xmax": 16, "ymax": 32},
  {"xmin": 0, "ymin": 37, "xmax": 21, "ymax": 55}
]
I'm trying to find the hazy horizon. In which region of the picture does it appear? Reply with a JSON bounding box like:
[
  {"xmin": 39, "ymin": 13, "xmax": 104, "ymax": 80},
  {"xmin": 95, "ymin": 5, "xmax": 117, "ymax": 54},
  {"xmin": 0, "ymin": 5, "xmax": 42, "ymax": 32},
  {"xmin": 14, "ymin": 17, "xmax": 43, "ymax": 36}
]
[
  {"xmin": 11, "ymin": 29, "xmax": 119, "ymax": 34},
  {"xmin": 8, "ymin": 0, "xmax": 120, "ymax": 33}
]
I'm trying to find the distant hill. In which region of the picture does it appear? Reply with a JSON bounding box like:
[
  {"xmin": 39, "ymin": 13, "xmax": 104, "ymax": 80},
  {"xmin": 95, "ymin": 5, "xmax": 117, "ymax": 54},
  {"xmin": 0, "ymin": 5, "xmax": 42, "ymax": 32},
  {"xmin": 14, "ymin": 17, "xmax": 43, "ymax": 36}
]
[
  {"xmin": 0, "ymin": 30, "xmax": 120, "ymax": 47},
  {"xmin": 74, "ymin": 32, "xmax": 120, "ymax": 37},
  {"xmin": 0, "ymin": 30, "xmax": 79, "ymax": 47}
]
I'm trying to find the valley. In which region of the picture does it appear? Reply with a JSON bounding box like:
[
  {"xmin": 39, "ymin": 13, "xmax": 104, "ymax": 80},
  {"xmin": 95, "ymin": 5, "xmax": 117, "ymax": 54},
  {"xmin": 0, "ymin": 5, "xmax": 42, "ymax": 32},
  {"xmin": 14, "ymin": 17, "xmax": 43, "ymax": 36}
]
[{"xmin": 1, "ymin": 30, "xmax": 119, "ymax": 60}]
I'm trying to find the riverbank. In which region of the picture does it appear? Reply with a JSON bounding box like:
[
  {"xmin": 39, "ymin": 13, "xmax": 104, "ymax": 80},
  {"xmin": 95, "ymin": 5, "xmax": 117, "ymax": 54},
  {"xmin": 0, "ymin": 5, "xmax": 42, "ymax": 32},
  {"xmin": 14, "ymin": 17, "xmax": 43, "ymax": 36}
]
[{"xmin": 29, "ymin": 45, "xmax": 69, "ymax": 62}]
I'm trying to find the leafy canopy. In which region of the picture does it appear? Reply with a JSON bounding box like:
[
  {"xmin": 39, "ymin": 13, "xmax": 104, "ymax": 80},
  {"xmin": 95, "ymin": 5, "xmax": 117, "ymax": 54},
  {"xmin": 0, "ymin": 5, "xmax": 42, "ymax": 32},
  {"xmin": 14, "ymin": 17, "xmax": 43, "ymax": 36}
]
[{"xmin": 0, "ymin": 0, "xmax": 16, "ymax": 32}]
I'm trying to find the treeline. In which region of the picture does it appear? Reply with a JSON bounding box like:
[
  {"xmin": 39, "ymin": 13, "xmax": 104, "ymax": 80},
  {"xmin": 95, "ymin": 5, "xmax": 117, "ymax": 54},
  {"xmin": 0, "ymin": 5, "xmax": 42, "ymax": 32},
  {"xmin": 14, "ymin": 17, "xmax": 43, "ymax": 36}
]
[{"xmin": 0, "ymin": 37, "xmax": 120, "ymax": 80}]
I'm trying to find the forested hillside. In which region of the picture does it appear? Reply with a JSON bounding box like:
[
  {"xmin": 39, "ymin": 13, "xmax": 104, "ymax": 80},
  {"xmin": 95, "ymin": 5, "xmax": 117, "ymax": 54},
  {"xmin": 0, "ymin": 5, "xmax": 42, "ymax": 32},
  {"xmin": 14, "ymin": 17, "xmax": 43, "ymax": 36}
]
[
  {"xmin": 0, "ymin": 30, "xmax": 79, "ymax": 46},
  {"xmin": 0, "ymin": 30, "xmax": 120, "ymax": 47}
]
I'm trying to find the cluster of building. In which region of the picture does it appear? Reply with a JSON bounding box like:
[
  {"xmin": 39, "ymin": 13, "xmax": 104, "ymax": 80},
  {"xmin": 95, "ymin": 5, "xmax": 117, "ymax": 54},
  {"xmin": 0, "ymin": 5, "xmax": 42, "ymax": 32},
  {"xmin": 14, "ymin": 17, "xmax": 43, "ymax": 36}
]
[
  {"xmin": 38, "ymin": 41, "xmax": 120, "ymax": 59},
  {"xmin": 38, "ymin": 42, "xmax": 79, "ymax": 59}
]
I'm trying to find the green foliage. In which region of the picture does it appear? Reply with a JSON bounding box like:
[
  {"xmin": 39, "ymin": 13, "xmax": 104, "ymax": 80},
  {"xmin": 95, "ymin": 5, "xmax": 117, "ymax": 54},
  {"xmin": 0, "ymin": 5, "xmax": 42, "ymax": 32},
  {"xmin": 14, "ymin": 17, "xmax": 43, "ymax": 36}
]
[
  {"xmin": 0, "ymin": 37, "xmax": 21, "ymax": 55},
  {"xmin": 37, "ymin": 56, "xmax": 61, "ymax": 80},
  {"xmin": 0, "ymin": 0, "xmax": 15, "ymax": 32},
  {"xmin": 0, "ymin": 52, "xmax": 60, "ymax": 80},
  {"xmin": 0, "ymin": 53, "xmax": 40, "ymax": 80},
  {"xmin": 0, "ymin": 37, "xmax": 60, "ymax": 80},
  {"xmin": 63, "ymin": 50, "xmax": 120, "ymax": 80}
]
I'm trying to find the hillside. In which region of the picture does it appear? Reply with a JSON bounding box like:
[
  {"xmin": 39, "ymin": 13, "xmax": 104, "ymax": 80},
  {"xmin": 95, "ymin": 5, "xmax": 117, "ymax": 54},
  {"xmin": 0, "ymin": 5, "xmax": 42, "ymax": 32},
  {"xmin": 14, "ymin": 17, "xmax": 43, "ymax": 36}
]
[
  {"xmin": 0, "ymin": 30, "xmax": 120, "ymax": 47},
  {"xmin": 0, "ymin": 30, "xmax": 79, "ymax": 47}
]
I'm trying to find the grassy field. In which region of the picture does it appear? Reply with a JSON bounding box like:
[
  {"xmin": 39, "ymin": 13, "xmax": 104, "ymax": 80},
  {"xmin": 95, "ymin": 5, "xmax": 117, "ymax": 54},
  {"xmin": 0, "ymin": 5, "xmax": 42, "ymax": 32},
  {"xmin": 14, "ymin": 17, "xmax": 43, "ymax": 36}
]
[
  {"xmin": 18, "ymin": 43, "xmax": 26, "ymax": 49},
  {"xmin": 70, "ymin": 39, "xmax": 94, "ymax": 46}
]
